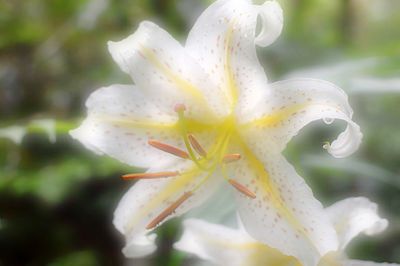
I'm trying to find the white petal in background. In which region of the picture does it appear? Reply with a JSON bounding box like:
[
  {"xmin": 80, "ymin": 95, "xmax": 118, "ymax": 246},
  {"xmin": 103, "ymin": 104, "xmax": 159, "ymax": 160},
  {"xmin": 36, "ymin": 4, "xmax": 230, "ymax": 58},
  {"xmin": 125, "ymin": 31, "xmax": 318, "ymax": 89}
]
[
  {"xmin": 0, "ymin": 126, "xmax": 26, "ymax": 145},
  {"xmin": 0, "ymin": 119, "xmax": 56, "ymax": 145},
  {"xmin": 326, "ymin": 197, "xmax": 388, "ymax": 250},
  {"xmin": 175, "ymin": 219, "xmax": 298, "ymax": 266}
]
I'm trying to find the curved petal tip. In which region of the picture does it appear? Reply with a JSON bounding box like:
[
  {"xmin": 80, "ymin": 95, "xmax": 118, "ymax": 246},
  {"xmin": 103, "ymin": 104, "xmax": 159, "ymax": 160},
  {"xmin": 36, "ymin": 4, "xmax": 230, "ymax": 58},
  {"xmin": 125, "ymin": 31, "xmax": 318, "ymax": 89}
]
[
  {"xmin": 255, "ymin": 1, "xmax": 284, "ymax": 47},
  {"xmin": 323, "ymin": 123, "xmax": 363, "ymax": 159},
  {"xmin": 122, "ymin": 233, "xmax": 158, "ymax": 258}
]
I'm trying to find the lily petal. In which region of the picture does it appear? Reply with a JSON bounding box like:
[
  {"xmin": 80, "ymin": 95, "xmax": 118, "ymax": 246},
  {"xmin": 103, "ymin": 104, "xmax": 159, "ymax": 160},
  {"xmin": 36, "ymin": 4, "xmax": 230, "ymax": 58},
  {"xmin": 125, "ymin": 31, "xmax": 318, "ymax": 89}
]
[
  {"xmin": 70, "ymin": 84, "xmax": 186, "ymax": 168},
  {"xmin": 255, "ymin": 1, "xmax": 284, "ymax": 47},
  {"xmin": 108, "ymin": 21, "xmax": 229, "ymax": 121},
  {"xmin": 227, "ymin": 140, "xmax": 338, "ymax": 266},
  {"xmin": 342, "ymin": 260, "xmax": 400, "ymax": 266},
  {"xmin": 186, "ymin": 0, "xmax": 283, "ymax": 112},
  {"xmin": 114, "ymin": 161, "xmax": 223, "ymax": 258},
  {"xmin": 175, "ymin": 219, "xmax": 253, "ymax": 265},
  {"xmin": 239, "ymin": 78, "xmax": 362, "ymax": 158},
  {"xmin": 121, "ymin": 233, "xmax": 157, "ymax": 258},
  {"xmin": 326, "ymin": 197, "xmax": 388, "ymax": 250},
  {"xmin": 175, "ymin": 219, "xmax": 298, "ymax": 266}
]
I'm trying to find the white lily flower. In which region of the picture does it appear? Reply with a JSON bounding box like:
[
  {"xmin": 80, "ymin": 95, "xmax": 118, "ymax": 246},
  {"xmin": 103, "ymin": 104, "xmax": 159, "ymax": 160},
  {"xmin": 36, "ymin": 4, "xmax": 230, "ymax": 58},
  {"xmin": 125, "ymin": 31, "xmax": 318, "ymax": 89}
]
[
  {"xmin": 70, "ymin": 0, "xmax": 362, "ymax": 263},
  {"xmin": 175, "ymin": 197, "xmax": 396, "ymax": 266}
]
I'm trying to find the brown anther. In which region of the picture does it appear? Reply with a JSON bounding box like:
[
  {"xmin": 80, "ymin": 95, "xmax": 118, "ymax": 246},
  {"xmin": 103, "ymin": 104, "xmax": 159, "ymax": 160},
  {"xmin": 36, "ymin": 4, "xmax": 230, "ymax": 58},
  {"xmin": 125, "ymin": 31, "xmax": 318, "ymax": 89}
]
[
  {"xmin": 122, "ymin": 171, "xmax": 179, "ymax": 180},
  {"xmin": 148, "ymin": 140, "xmax": 189, "ymax": 159},
  {"xmin": 174, "ymin": 103, "xmax": 186, "ymax": 113},
  {"xmin": 222, "ymin": 153, "xmax": 242, "ymax": 163},
  {"xmin": 146, "ymin": 192, "xmax": 193, "ymax": 230},
  {"xmin": 228, "ymin": 179, "xmax": 256, "ymax": 199},
  {"xmin": 188, "ymin": 134, "xmax": 207, "ymax": 157}
]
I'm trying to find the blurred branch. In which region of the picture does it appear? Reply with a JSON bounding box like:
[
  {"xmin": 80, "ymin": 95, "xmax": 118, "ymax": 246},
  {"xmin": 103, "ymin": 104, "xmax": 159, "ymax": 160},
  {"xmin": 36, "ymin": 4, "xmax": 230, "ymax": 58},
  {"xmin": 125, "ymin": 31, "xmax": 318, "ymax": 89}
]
[
  {"xmin": 339, "ymin": 0, "xmax": 355, "ymax": 45},
  {"xmin": 302, "ymin": 155, "xmax": 400, "ymax": 190}
]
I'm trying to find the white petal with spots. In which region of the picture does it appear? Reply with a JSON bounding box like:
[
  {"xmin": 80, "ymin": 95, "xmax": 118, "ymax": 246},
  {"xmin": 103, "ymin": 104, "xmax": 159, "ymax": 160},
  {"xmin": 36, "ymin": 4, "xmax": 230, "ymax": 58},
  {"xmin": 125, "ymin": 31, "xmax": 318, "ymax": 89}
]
[
  {"xmin": 186, "ymin": 0, "xmax": 283, "ymax": 113},
  {"xmin": 70, "ymin": 84, "xmax": 183, "ymax": 168},
  {"xmin": 114, "ymin": 161, "xmax": 223, "ymax": 258},
  {"xmin": 108, "ymin": 21, "xmax": 229, "ymax": 121},
  {"xmin": 239, "ymin": 78, "xmax": 362, "ymax": 158},
  {"xmin": 226, "ymin": 145, "xmax": 338, "ymax": 266}
]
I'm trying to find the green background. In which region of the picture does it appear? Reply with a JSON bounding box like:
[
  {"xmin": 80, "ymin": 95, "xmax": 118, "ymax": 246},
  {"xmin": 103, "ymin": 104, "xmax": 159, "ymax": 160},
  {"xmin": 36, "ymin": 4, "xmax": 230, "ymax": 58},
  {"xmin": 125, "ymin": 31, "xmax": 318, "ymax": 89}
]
[{"xmin": 0, "ymin": 0, "xmax": 399, "ymax": 265}]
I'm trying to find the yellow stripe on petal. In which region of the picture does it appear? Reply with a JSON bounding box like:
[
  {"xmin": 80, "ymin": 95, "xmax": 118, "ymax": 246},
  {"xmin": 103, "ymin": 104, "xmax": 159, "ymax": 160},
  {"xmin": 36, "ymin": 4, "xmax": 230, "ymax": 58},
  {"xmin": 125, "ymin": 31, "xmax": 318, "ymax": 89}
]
[
  {"xmin": 199, "ymin": 233, "xmax": 300, "ymax": 266},
  {"xmin": 237, "ymin": 136, "xmax": 313, "ymax": 244},
  {"xmin": 139, "ymin": 45, "xmax": 217, "ymax": 118},
  {"xmin": 97, "ymin": 116, "xmax": 178, "ymax": 130},
  {"xmin": 125, "ymin": 167, "xmax": 201, "ymax": 233},
  {"xmin": 243, "ymin": 104, "xmax": 308, "ymax": 129},
  {"xmin": 245, "ymin": 244, "xmax": 302, "ymax": 266},
  {"xmin": 243, "ymin": 102, "xmax": 348, "ymax": 129},
  {"xmin": 224, "ymin": 23, "xmax": 239, "ymax": 110},
  {"xmin": 96, "ymin": 115, "xmax": 211, "ymax": 133}
]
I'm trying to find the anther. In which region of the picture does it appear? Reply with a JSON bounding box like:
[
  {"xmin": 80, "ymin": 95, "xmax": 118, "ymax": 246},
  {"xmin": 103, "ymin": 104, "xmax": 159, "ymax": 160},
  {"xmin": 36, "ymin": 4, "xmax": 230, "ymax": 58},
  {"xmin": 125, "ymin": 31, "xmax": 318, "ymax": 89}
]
[
  {"xmin": 322, "ymin": 141, "xmax": 330, "ymax": 150},
  {"xmin": 228, "ymin": 179, "xmax": 256, "ymax": 199},
  {"xmin": 146, "ymin": 191, "xmax": 193, "ymax": 230},
  {"xmin": 188, "ymin": 134, "xmax": 207, "ymax": 157},
  {"xmin": 148, "ymin": 140, "xmax": 189, "ymax": 159},
  {"xmin": 174, "ymin": 103, "xmax": 186, "ymax": 113},
  {"xmin": 222, "ymin": 154, "xmax": 241, "ymax": 163},
  {"xmin": 122, "ymin": 171, "xmax": 179, "ymax": 180}
]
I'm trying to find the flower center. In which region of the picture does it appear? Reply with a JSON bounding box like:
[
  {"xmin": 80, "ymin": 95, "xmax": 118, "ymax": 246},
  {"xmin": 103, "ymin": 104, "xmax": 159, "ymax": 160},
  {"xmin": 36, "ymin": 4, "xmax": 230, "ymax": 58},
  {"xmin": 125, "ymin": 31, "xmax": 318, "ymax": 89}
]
[{"xmin": 122, "ymin": 104, "xmax": 256, "ymax": 229}]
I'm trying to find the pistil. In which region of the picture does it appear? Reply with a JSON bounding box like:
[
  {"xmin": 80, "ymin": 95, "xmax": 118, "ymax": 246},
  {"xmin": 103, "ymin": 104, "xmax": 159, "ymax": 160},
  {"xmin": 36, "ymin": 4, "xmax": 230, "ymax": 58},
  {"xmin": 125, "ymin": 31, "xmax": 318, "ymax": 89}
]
[{"xmin": 175, "ymin": 104, "xmax": 208, "ymax": 170}]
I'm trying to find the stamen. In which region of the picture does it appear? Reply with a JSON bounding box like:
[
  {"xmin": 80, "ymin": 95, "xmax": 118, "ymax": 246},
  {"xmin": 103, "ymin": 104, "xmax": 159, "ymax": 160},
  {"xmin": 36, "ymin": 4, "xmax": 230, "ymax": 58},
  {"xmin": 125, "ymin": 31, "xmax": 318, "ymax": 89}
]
[
  {"xmin": 146, "ymin": 192, "xmax": 193, "ymax": 230},
  {"xmin": 322, "ymin": 141, "xmax": 330, "ymax": 150},
  {"xmin": 122, "ymin": 171, "xmax": 179, "ymax": 180},
  {"xmin": 228, "ymin": 179, "xmax": 256, "ymax": 199},
  {"xmin": 188, "ymin": 134, "xmax": 207, "ymax": 157},
  {"xmin": 148, "ymin": 140, "xmax": 189, "ymax": 159},
  {"xmin": 222, "ymin": 153, "xmax": 241, "ymax": 163}
]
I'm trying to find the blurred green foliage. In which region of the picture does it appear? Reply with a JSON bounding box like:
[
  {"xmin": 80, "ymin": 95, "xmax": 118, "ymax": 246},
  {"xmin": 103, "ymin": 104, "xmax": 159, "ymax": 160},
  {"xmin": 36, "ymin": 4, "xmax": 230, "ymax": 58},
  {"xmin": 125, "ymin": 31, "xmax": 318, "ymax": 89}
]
[{"xmin": 0, "ymin": 0, "xmax": 399, "ymax": 265}]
